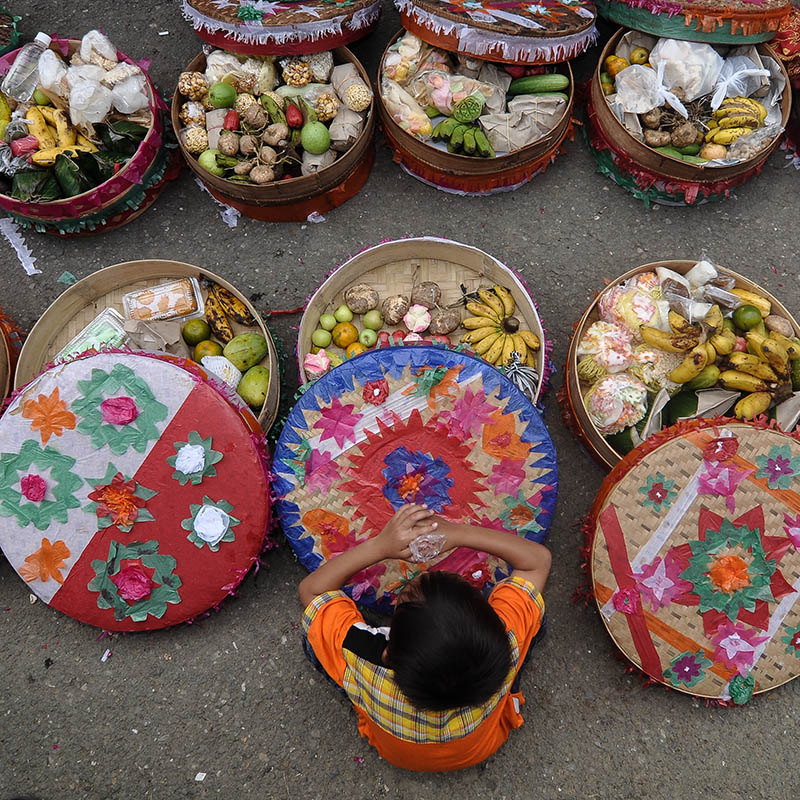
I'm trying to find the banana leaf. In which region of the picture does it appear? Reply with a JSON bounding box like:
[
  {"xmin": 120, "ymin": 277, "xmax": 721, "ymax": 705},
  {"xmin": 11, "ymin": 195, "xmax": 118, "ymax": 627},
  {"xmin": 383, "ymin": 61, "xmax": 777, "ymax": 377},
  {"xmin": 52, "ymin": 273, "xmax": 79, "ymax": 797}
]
[
  {"xmin": 94, "ymin": 121, "xmax": 148, "ymax": 156},
  {"xmin": 11, "ymin": 169, "xmax": 61, "ymax": 201},
  {"xmin": 92, "ymin": 151, "xmax": 131, "ymax": 181},
  {"xmin": 53, "ymin": 152, "xmax": 97, "ymax": 198}
]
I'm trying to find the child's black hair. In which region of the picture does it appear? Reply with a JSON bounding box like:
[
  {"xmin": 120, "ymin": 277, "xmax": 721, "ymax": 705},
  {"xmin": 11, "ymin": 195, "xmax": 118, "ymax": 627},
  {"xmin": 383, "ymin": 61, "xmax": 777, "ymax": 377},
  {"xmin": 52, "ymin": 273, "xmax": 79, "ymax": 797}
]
[{"xmin": 386, "ymin": 571, "xmax": 512, "ymax": 711}]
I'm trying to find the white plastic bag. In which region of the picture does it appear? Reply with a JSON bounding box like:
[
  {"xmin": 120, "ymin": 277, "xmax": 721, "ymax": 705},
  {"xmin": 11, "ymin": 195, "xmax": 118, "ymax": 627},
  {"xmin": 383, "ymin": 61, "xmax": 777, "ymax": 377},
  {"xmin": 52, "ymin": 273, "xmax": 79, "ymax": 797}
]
[
  {"xmin": 614, "ymin": 63, "xmax": 688, "ymax": 117},
  {"xmin": 649, "ymin": 39, "xmax": 723, "ymax": 102},
  {"xmin": 37, "ymin": 49, "xmax": 67, "ymax": 97},
  {"xmin": 710, "ymin": 55, "xmax": 769, "ymax": 109},
  {"xmin": 69, "ymin": 81, "xmax": 113, "ymax": 125},
  {"xmin": 111, "ymin": 74, "xmax": 148, "ymax": 113},
  {"xmin": 205, "ymin": 51, "xmax": 243, "ymax": 84},
  {"xmin": 80, "ymin": 30, "xmax": 118, "ymax": 64},
  {"xmin": 67, "ymin": 64, "xmax": 106, "ymax": 88}
]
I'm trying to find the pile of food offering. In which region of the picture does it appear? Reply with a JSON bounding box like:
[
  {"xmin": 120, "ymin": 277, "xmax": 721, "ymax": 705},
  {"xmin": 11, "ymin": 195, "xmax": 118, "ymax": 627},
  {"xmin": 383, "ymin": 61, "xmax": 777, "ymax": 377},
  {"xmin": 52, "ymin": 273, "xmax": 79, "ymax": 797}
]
[
  {"xmin": 54, "ymin": 279, "xmax": 271, "ymax": 412},
  {"xmin": 177, "ymin": 49, "xmax": 372, "ymax": 184},
  {"xmin": 304, "ymin": 280, "xmax": 540, "ymax": 379},
  {"xmin": 600, "ymin": 32, "xmax": 787, "ymax": 165},
  {"xmin": 0, "ymin": 30, "xmax": 155, "ymax": 202},
  {"xmin": 576, "ymin": 261, "xmax": 800, "ymax": 454},
  {"xmin": 380, "ymin": 31, "xmax": 569, "ymax": 159}
]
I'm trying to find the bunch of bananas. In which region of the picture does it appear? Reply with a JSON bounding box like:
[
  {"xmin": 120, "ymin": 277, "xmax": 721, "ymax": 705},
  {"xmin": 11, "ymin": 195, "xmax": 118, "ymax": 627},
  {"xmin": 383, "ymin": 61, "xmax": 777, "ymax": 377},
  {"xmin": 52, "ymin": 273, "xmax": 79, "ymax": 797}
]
[
  {"xmin": 705, "ymin": 96, "xmax": 767, "ymax": 146},
  {"xmin": 460, "ymin": 286, "xmax": 541, "ymax": 367},
  {"xmin": 432, "ymin": 118, "xmax": 495, "ymax": 158},
  {"xmin": 204, "ymin": 282, "xmax": 256, "ymax": 344}
]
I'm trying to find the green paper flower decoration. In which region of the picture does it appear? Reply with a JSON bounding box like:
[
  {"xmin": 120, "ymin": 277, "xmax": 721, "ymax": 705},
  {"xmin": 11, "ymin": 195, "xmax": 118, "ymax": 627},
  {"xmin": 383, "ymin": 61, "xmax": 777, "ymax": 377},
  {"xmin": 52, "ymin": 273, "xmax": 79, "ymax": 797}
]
[
  {"xmin": 639, "ymin": 472, "xmax": 677, "ymax": 514},
  {"xmin": 662, "ymin": 650, "xmax": 712, "ymax": 689},
  {"xmin": 73, "ymin": 364, "xmax": 168, "ymax": 455},
  {"xmin": 167, "ymin": 431, "xmax": 223, "ymax": 486},
  {"xmin": 182, "ymin": 496, "xmax": 240, "ymax": 551},
  {"xmin": 88, "ymin": 539, "xmax": 182, "ymax": 622},
  {"xmin": 499, "ymin": 491, "xmax": 543, "ymax": 535},
  {"xmin": 236, "ymin": 4, "xmax": 264, "ymax": 20},
  {"xmin": 781, "ymin": 622, "xmax": 800, "ymax": 657},
  {"xmin": 0, "ymin": 439, "xmax": 83, "ymax": 530},
  {"xmin": 755, "ymin": 444, "xmax": 800, "ymax": 490},
  {"xmin": 729, "ymin": 674, "xmax": 756, "ymax": 705},
  {"xmin": 84, "ymin": 463, "xmax": 158, "ymax": 533},
  {"xmin": 409, "ymin": 365, "xmax": 448, "ymax": 397}
]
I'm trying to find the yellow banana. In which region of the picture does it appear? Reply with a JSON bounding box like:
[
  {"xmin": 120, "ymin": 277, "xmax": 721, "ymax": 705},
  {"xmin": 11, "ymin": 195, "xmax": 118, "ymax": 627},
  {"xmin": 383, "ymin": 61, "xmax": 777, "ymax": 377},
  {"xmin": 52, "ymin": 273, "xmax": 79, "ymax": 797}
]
[
  {"xmin": 769, "ymin": 330, "xmax": 800, "ymax": 360},
  {"xmin": 707, "ymin": 119, "xmax": 719, "ymax": 130},
  {"xmin": 484, "ymin": 333, "xmax": 507, "ymax": 364},
  {"xmin": 463, "ymin": 316, "xmax": 499, "ymax": 330},
  {"xmin": 718, "ymin": 370, "xmax": 768, "ymax": 393},
  {"xmin": 710, "ymin": 327, "xmax": 736, "ymax": 355},
  {"xmin": 501, "ymin": 334, "xmax": 516, "ymax": 366},
  {"xmin": 711, "ymin": 127, "xmax": 751, "ymax": 145},
  {"xmin": 705, "ymin": 342, "xmax": 717, "ymax": 364},
  {"xmin": 50, "ymin": 108, "xmax": 75, "ymax": 147},
  {"xmin": 511, "ymin": 333, "xmax": 528, "ymax": 364},
  {"xmin": 461, "ymin": 325, "xmax": 500, "ymax": 344},
  {"xmin": 761, "ymin": 338, "xmax": 790, "ymax": 379},
  {"xmin": 492, "ymin": 285, "xmax": 516, "ymax": 317},
  {"xmin": 745, "ymin": 331, "xmax": 769, "ymax": 359},
  {"xmin": 669, "ymin": 311, "xmax": 701, "ymax": 336},
  {"xmin": 466, "ymin": 301, "xmax": 501, "ymax": 322},
  {"xmin": 728, "ymin": 352, "xmax": 778, "ymax": 381},
  {"xmin": 473, "ymin": 331, "xmax": 503, "ymax": 355},
  {"xmin": 640, "ymin": 325, "xmax": 700, "ymax": 353},
  {"xmin": 667, "ymin": 345, "xmax": 708, "ymax": 384},
  {"xmin": 725, "ymin": 96, "xmax": 767, "ymax": 120},
  {"xmin": 704, "ymin": 305, "xmax": 723, "ymax": 334},
  {"xmin": 477, "ymin": 289, "xmax": 505, "ymax": 319},
  {"xmin": 76, "ymin": 133, "xmax": 99, "ymax": 152},
  {"xmin": 731, "ymin": 289, "xmax": 771, "ymax": 317},
  {"xmin": 204, "ymin": 291, "xmax": 234, "ymax": 344},
  {"xmin": 518, "ymin": 328, "xmax": 541, "ymax": 351},
  {"xmin": 734, "ymin": 391, "xmax": 772, "ymax": 420},
  {"xmin": 717, "ymin": 114, "xmax": 760, "ymax": 129},
  {"xmin": 212, "ymin": 285, "xmax": 255, "ymax": 325},
  {"xmin": 712, "ymin": 105, "xmax": 755, "ymax": 120},
  {"xmin": 526, "ymin": 349, "xmax": 537, "ymax": 368}
]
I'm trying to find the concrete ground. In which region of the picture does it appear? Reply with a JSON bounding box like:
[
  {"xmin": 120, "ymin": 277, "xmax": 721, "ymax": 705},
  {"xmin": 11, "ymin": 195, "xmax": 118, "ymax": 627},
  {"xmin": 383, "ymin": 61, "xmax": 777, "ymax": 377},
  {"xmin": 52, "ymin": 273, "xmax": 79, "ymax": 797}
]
[{"xmin": 1, "ymin": 1, "xmax": 799, "ymax": 797}]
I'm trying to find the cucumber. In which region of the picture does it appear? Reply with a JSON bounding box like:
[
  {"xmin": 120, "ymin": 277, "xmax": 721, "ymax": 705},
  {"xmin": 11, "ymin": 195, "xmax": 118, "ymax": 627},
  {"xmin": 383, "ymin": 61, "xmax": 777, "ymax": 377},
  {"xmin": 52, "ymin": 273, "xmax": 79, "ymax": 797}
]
[
  {"xmin": 507, "ymin": 74, "xmax": 569, "ymax": 96},
  {"xmin": 678, "ymin": 143, "xmax": 700, "ymax": 155},
  {"xmin": 681, "ymin": 155, "xmax": 709, "ymax": 165},
  {"xmin": 654, "ymin": 146, "xmax": 682, "ymax": 159}
]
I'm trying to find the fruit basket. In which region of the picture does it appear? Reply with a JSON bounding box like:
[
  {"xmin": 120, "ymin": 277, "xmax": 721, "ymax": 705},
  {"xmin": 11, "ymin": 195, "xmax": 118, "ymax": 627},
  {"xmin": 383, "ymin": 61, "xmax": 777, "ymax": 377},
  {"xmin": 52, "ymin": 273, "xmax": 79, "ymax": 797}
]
[
  {"xmin": 180, "ymin": 0, "xmax": 381, "ymax": 56},
  {"xmin": 587, "ymin": 29, "xmax": 792, "ymax": 206},
  {"xmin": 561, "ymin": 259, "xmax": 800, "ymax": 470},
  {"xmin": 172, "ymin": 47, "xmax": 375, "ymax": 221},
  {"xmin": 298, "ymin": 237, "xmax": 550, "ymax": 405},
  {"xmin": 0, "ymin": 34, "xmax": 176, "ymax": 235},
  {"xmin": 0, "ymin": 303, "xmax": 22, "ymax": 401},
  {"xmin": 378, "ymin": 30, "xmax": 575, "ymax": 195},
  {"xmin": 15, "ymin": 260, "xmax": 281, "ymax": 433}
]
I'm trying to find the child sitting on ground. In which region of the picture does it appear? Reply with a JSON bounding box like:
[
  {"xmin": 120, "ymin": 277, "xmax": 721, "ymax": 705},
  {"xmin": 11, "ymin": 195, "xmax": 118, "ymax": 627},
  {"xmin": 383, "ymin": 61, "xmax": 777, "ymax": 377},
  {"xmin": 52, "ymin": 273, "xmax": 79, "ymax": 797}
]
[{"xmin": 299, "ymin": 503, "xmax": 551, "ymax": 772}]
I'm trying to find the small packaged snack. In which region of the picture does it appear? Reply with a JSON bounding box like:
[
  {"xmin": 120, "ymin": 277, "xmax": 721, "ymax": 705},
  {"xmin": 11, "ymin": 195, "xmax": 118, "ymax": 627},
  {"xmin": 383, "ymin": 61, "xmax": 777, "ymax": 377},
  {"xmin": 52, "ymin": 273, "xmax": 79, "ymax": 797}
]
[
  {"xmin": 122, "ymin": 278, "xmax": 203, "ymax": 321},
  {"xmin": 55, "ymin": 308, "xmax": 127, "ymax": 362}
]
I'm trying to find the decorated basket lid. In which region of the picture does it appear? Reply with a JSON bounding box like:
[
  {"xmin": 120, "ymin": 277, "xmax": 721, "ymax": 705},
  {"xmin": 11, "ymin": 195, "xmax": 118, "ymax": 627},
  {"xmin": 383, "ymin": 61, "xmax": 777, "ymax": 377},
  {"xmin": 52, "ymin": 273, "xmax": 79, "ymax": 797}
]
[
  {"xmin": 595, "ymin": 0, "xmax": 792, "ymax": 44},
  {"xmin": 590, "ymin": 418, "xmax": 800, "ymax": 704},
  {"xmin": 180, "ymin": 0, "xmax": 382, "ymax": 55},
  {"xmin": 274, "ymin": 345, "xmax": 558, "ymax": 613},
  {"xmin": 394, "ymin": 0, "xmax": 597, "ymax": 64},
  {"xmin": 0, "ymin": 352, "xmax": 270, "ymax": 631}
]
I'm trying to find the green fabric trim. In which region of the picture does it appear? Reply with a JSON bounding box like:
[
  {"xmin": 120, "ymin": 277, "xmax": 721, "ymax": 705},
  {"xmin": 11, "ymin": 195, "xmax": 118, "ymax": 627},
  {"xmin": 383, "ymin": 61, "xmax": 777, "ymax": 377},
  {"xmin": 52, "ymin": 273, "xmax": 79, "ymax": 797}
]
[
  {"xmin": 84, "ymin": 462, "xmax": 158, "ymax": 533},
  {"xmin": 595, "ymin": 0, "xmax": 773, "ymax": 43},
  {"xmin": 73, "ymin": 363, "xmax": 168, "ymax": 455},
  {"xmin": 88, "ymin": 539, "xmax": 182, "ymax": 622},
  {"xmin": 181, "ymin": 496, "xmax": 240, "ymax": 552},
  {"xmin": 167, "ymin": 431, "xmax": 223, "ymax": 486},
  {"xmin": 0, "ymin": 439, "xmax": 83, "ymax": 530}
]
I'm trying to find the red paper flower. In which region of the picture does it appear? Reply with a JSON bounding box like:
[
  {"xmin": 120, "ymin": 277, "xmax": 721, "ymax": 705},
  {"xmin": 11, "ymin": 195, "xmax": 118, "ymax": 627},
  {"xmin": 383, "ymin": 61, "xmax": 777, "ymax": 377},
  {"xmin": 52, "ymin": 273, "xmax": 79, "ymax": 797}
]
[
  {"xmin": 100, "ymin": 396, "xmax": 140, "ymax": 425},
  {"xmin": 88, "ymin": 472, "xmax": 145, "ymax": 528},
  {"xmin": 111, "ymin": 564, "xmax": 156, "ymax": 603},
  {"xmin": 704, "ymin": 436, "xmax": 739, "ymax": 464},
  {"xmin": 20, "ymin": 474, "xmax": 47, "ymax": 502},
  {"xmin": 362, "ymin": 379, "xmax": 389, "ymax": 406},
  {"xmin": 612, "ymin": 587, "xmax": 641, "ymax": 614}
]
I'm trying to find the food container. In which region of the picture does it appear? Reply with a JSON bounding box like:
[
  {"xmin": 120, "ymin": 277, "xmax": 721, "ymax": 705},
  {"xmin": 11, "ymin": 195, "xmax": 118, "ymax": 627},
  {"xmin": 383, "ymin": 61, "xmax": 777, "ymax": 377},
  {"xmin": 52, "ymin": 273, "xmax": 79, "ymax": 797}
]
[
  {"xmin": 54, "ymin": 308, "xmax": 127, "ymax": 363},
  {"xmin": 0, "ymin": 303, "xmax": 22, "ymax": 401},
  {"xmin": 181, "ymin": 0, "xmax": 381, "ymax": 56},
  {"xmin": 15, "ymin": 260, "xmax": 281, "ymax": 432},
  {"xmin": 587, "ymin": 29, "xmax": 792, "ymax": 206},
  {"xmin": 0, "ymin": 38, "xmax": 177, "ymax": 235},
  {"xmin": 596, "ymin": 0, "xmax": 791, "ymax": 45},
  {"xmin": 586, "ymin": 418, "xmax": 800, "ymax": 703},
  {"xmin": 561, "ymin": 259, "xmax": 800, "ymax": 470},
  {"xmin": 172, "ymin": 48, "xmax": 375, "ymax": 222},
  {"xmin": 122, "ymin": 278, "xmax": 204, "ymax": 322},
  {"xmin": 298, "ymin": 237, "xmax": 551, "ymax": 404}
]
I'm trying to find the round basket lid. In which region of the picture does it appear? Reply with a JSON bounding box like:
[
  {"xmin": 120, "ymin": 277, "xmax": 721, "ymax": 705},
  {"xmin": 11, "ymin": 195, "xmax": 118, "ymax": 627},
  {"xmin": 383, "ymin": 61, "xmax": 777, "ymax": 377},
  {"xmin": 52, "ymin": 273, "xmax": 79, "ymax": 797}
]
[
  {"xmin": 394, "ymin": 0, "xmax": 597, "ymax": 64},
  {"xmin": 591, "ymin": 419, "xmax": 800, "ymax": 704},
  {"xmin": 274, "ymin": 345, "xmax": 558, "ymax": 613},
  {"xmin": 0, "ymin": 353, "xmax": 270, "ymax": 631},
  {"xmin": 181, "ymin": 0, "xmax": 382, "ymax": 55}
]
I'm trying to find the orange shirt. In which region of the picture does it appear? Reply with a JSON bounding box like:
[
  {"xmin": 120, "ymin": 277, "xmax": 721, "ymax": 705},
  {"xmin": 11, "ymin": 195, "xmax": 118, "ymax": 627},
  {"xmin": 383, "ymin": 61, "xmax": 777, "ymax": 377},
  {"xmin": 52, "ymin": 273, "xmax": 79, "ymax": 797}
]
[{"xmin": 302, "ymin": 576, "xmax": 544, "ymax": 772}]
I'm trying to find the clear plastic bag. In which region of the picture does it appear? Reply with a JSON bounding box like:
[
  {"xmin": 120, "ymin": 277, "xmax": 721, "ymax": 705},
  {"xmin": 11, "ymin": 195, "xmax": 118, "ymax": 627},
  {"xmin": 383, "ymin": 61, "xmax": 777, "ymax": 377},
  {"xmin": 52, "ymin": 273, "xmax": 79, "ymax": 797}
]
[
  {"xmin": 80, "ymin": 30, "xmax": 118, "ymax": 65},
  {"xmin": 710, "ymin": 56, "xmax": 770, "ymax": 109},
  {"xmin": 69, "ymin": 80, "xmax": 113, "ymax": 126},
  {"xmin": 380, "ymin": 78, "xmax": 432, "ymax": 139},
  {"xmin": 614, "ymin": 62, "xmax": 688, "ymax": 117},
  {"xmin": 111, "ymin": 74, "xmax": 148, "ymax": 114},
  {"xmin": 726, "ymin": 123, "xmax": 783, "ymax": 161},
  {"xmin": 384, "ymin": 32, "xmax": 451, "ymax": 86},
  {"xmin": 67, "ymin": 64, "xmax": 106, "ymax": 88},
  {"xmin": 37, "ymin": 49, "xmax": 68, "ymax": 97},
  {"xmin": 409, "ymin": 70, "xmax": 502, "ymax": 115},
  {"xmin": 649, "ymin": 39, "xmax": 723, "ymax": 102}
]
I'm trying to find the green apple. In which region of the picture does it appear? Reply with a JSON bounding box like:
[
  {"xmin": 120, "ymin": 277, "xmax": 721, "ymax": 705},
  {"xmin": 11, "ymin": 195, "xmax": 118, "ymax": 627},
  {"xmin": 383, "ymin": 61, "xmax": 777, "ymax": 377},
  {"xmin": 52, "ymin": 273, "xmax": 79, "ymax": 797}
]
[
  {"xmin": 333, "ymin": 304, "xmax": 354, "ymax": 323},
  {"xmin": 319, "ymin": 313, "xmax": 337, "ymax": 331},
  {"xmin": 311, "ymin": 329, "xmax": 332, "ymax": 348},
  {"xmin": 197, "ymin": 149, "xmax": 225, "ymax": 177},
  {"xmin": 363, "ymin": 310, "xmax": 383, "ymax": 331},
  {"xmin": 33, "ymin": 88, "xmax": 51, "ymax": 106},
  {"xmin": 209, "ymin": 82, "xmax": 236, "ymax": 108},
  {"xmin": 359, "ymin": 328, "xmax": 378, "ymax": 347}
]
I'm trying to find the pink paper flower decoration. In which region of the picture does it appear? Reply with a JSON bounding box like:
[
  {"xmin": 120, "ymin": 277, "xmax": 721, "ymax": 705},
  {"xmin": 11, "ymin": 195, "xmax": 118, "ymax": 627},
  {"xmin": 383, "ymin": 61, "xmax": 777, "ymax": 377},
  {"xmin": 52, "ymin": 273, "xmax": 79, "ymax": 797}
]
[
  {"xmin": 305, "ymin": 449, "xmax": 340, "ymax": 493},
  {"xmin": 111, "ymin": 564, "xmax": 155, "ymax": 604},
  {"xmin": 631, "ymin": 552, "xmax": 692, "ymax": 612},
  {"xmin": 612, "ymin": 587, "xmax": 641, "ymax": 614},
  {"xmin": 487, "ymin": 458, "xmax": 526, "ymax": 496},
  {"xmin": 313, "ymin": 396, "xmax": 362, "ymax": 448},
  {"xmin": 20, "ymin": 474, "xmax": 47, "ymax": 502},
  {"xmin": 698, "ymin": 460, "xmax": 754, "ymax": 513},
  {"xmin": 350, "ymin": 563, "xmax": 387, "ymax": 601},
  {"xmin": 711, "ymin": 621, "xmax": 769, "ymax": 676},
  {"xmin": 441, "ymin": 387, "xmax": 497, "ymax": 440},
  {"xmin": 100, "ymin": 396, "xmax": 139, "ymax": 425},
  {"xmin": 784, "ymin": 512, "xmax": 800, "ymax": 549}
]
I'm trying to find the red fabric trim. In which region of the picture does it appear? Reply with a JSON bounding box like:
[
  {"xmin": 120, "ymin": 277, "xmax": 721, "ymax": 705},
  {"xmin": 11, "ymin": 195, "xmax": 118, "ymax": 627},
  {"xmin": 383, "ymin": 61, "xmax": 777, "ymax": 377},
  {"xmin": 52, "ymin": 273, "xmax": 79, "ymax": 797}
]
[{"xmin": 597, "ymin": 504, "xmax": 663, "ymax": 678}]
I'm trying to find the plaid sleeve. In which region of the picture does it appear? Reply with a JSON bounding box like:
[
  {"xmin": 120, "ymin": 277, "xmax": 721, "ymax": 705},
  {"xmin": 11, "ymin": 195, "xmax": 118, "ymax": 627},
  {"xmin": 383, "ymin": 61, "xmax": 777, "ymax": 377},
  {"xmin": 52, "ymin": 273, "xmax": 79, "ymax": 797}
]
[
  {"xmin": 489, "ymin": 576, "xmax": 545, "ymax": 660},
  {"xmin": 302, "ymin": 591, "xmax": 364, "ymax": 687}
]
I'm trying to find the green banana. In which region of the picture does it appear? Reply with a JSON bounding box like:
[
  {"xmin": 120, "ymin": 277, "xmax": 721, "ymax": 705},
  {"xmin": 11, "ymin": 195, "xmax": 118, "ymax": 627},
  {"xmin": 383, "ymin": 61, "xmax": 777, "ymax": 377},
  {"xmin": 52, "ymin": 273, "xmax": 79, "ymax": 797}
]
[
  {"xmin": 474, "ymin": 129, "xmax": 495, "ymax": 158},
  {"xmin": 448, "ymin": 124, "xmax": 469, "ymax": 153},
  {"xmin": 463, "ymin": 128, "xmax": 477, "ymax": 156},
  {"xmin": 261, "ymin": 94, "xmax": 286, "ymax": 125}
]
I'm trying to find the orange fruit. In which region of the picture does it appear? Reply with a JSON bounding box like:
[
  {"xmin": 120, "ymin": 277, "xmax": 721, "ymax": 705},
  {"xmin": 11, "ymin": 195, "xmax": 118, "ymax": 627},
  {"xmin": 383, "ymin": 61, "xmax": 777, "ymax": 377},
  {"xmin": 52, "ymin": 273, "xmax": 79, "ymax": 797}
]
[
  {"xmin": 332, "ymin": 321, "xmax": 359, "ymax": 349},
  {"xmin": 346, "ymin": 342, "xmax": 367, "ymax": 359},
  {"xmin": 193, "ymin": 340, "xmax": 223, "ymax": 361}
]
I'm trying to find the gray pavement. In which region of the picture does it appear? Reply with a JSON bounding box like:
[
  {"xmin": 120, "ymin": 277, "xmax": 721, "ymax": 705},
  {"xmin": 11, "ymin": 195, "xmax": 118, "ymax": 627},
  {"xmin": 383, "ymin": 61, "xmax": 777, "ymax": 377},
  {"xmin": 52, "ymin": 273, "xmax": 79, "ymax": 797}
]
[{"xmin": 1, "ymin": 1, "xmax": 799, "ymax": 798}]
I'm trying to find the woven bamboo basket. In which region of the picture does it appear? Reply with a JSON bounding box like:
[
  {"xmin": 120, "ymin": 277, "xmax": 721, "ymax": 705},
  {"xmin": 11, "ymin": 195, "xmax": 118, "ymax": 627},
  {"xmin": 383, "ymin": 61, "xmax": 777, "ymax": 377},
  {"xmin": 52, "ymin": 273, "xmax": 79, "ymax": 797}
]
[
  {"xmin": 563, "ymin": 260, "xmax": 800, "ymax": 470},
  {"xmin": 0, "ymin": 39, "xmax": 169, "ymax": 235},
  {"xmin": 298, "ymin": 237, "xmax": 549, "ymax": 403},
  {"xmin": 0, "ymin": 326, "xmax": 9, "ymax": 401},
  {"xmin": 15, "ymin": 260, "xmax": 281, "ymax": 433},
  {"xmin": 379, "ymin": 33, "xmax": 574, "ymax": 195},
  {"xmin": 172, "ymin": 48, "xmax": 375, "ymax": 222},
  {"xmin": 591, "ymin": 30, "xmax": 792, "ymax": 186}
]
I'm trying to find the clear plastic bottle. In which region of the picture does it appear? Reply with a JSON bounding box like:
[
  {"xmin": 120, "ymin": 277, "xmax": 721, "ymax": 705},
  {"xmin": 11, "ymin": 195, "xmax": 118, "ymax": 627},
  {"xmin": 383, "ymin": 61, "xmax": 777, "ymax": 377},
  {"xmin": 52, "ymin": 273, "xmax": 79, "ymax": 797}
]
[{"xmin": 1, "ymin": 32, "xmax": 52, "ymax": 102}]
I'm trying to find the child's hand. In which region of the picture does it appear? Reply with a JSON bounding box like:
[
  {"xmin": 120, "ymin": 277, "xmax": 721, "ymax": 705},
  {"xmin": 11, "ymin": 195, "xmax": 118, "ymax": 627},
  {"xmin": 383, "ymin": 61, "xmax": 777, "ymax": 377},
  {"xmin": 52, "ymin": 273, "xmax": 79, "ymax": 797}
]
[{"xmin": 374, "ymin": 504, "xmax": 437, "ymax": 560}]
